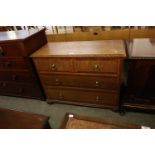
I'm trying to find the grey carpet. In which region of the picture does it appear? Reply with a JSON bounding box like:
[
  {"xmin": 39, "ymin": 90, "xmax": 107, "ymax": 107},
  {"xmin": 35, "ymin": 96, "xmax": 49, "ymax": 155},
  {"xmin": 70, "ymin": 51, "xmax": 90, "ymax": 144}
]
[{"xmin": 0, "ymin": 95, "xmax": 155, "ymax": 128}]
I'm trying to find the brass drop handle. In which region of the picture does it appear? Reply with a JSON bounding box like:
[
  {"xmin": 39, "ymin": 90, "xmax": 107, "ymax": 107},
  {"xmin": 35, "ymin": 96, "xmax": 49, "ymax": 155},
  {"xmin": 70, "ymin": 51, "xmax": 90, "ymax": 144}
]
[
  {"xmin": 12, "ymin": 75, "xmax": 18, "ymax": 81},
  {"xmin": 0, "ymin": 47, "xmax": 4, "ymax": 56},
  {"xmin": 51, "ymin": 64, "xmax": 57, "ymax": 71},
  {"xmin": 95, "ymin": 81, "xmax": 99, "ymax": 86},
  {"xmin": 94, "ymin": 64, "xmax": 99, "ymax": 70},
  {"xmin": 55, "ymin": 78, "xmax": 60, "ymax": 85}
]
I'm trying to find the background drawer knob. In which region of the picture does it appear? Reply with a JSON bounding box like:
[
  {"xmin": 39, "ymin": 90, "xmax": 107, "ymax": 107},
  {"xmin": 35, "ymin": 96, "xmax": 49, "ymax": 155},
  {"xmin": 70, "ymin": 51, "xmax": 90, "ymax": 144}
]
[
  {"xmin": 0, "ymin": 47, "xmax": 5, "ymax": 56},
  {"xmin": 18, "ymin": 88, "xmax": 24, "ymax": 93},
  {"xmin": 5, "ymin": 62, "xmax": 11, "ymax": 68},
  {"xmin": 12, "ymin": 75, "xmax": 18, "ymax": 81},
  {"xmin": 2, "ymin": 82, "xmax": 6, "ymax": 87},
  {"xmin": 51, "ymin": 64, "xmax": 57, "ymax": 71}
]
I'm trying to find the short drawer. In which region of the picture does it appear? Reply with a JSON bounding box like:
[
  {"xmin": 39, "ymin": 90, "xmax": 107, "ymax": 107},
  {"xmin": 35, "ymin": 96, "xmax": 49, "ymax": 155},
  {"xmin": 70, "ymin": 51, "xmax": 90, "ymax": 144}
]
[
  {"xmin": 0, "ymin": 71, "xmax": 35, "ymax": 83},
  {"xmin": 45, "ymin": 87, "xmax": 118, "ymax": 106},
  {"xmin": 40, "ymin": 74, "xmax": 119, "ymax": 90},
  {"xmin": 0, "ymin": 43, "xmax": 23, "ymax": 57},
  {"xmin": 75, "ymin": 58, "xmax": 119, "ymax": 74},
  {"xmin": 34, "ymin": 58, "xmax": 73, "ymax": 73},
  {"xmin": 0, "ymin": 81, "xmax": 42, "ymax": 98},
  {"xmin": 0, "ymin": 58, "xmax": 29, "ymax": 70}
]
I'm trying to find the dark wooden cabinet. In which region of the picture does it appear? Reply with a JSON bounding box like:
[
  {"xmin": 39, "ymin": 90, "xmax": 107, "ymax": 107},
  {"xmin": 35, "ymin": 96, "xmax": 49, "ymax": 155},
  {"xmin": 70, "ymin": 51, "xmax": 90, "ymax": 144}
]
[
  {"xmin": 121, "ymin": 38, "xmax": 155, "ymax": 112},
  {"xmin": 31, "ymin": 40, "xmax": 126, "ymax": 110},
  {"xmin": 0, "ymin": 28, "xmax": 47, "ymax": 99}
]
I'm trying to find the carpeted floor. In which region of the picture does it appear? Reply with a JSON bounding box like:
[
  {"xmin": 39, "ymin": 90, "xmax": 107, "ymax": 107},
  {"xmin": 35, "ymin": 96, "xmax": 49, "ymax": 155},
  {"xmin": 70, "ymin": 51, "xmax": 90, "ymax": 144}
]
[{"xmin": 0, "ymin": 95, "xmax": 155, "ymax": 128}]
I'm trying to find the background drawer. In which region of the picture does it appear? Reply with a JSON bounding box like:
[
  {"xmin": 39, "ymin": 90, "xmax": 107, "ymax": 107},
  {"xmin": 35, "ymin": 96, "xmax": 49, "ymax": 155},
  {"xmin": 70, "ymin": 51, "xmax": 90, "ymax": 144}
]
[
  {"xmin": 0, "ymin": 43, "xmax": 22, "ymax": 57},
  {"xmin": 45, "ymin": 87, "xmax": 118, "ymax": 106},
  {"xmin": 0, "ymin": 58, "xmax": 29, "ymax": 70},
  {"xmin": 40, "ymin": 74, "xmax": 119, "ymax": 90},
  {"xmin": 0, "ymin": 82, "xmax": 42, "ymax": 98},
  {"xmin": 34, "ymin": 58, "xmax": 73, "ymax": 72},
  {"xmin": 75, "ymin": 58, "xmax": 119, "ymax": 74},
  {"xmin": 0, "ymin": 71, "xmax": 35, "ymax": 83}
]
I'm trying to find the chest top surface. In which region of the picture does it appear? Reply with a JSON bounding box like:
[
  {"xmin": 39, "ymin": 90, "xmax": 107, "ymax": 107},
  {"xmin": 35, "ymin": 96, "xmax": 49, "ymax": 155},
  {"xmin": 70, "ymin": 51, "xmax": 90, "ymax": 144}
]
[
  {"xmin": 31, "ymin": 40, "xmax": 126, "ymax": 58},
  {"xmin": 127, "ymin": 38, "xmax": 155, "ymax": 59},
  {"xmin": 0, "ymin": 28, "xmax": 45, "ymax": 43}
]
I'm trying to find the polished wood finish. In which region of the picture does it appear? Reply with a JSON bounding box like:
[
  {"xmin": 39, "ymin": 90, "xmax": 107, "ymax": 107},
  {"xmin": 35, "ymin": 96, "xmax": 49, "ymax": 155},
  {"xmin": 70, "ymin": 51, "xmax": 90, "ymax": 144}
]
[
  {"xmin": 0, "ymin": 108, "xmax": 50, "ymax": 129},
  {"xmin": 31, "ymin": 40, "xmax": 126, "ymax": 109},
  {"xmin": 0, "ymin": 28, "xmax": 47, "ymax": 99},
  {"xmin": 31, "ymin": 40, "xmax": 126, "ymax": 57},
  {"xmin": 122, "ymin": 38, "xmax": 155, "ymax": 112},
  {"xmin": 60, "ymin": 113, "xmax": 141, "ymax": 129}
]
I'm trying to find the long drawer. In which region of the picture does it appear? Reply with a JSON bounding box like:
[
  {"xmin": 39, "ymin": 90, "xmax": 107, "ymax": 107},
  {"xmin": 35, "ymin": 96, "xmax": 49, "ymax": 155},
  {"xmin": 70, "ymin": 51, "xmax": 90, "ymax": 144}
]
[
  {"xmin": 45, "ymin": 86, "xmax": 118, "ymax": 106},
  {"xmin": 0, "ymin": 58, "xmax": 29, "ymax": 71},
  {"xmin": 0, "ymin": 71, "xmax": 35, "ymax": 83},
  {"xmin": 0, "ymin": 81, "xmax": 43, "ymax": 98},
  {"xmin": 40, "ymin": 74, "xmax": 119, "ymax": 90}
]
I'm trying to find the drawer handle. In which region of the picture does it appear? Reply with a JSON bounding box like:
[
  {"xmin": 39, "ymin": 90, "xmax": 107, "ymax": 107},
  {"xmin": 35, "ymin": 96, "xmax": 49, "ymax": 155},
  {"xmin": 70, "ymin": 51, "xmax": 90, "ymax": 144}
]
[
  {"xmin": 55, "ymin": 78, "xmax": 60, "ymax": 85},
  {"xmin": 12, "ymin": 75, "xmax": 18, "ymax": 81},
  {"xmin": 59, "ymin": 92, "xmax": 63, "ymax": 99},
  {"xmin": 51, "ymin": 64, "xmax": 57, "ymax": 71},
  {"xmin": 1, "ymin": 82, "xmax": 6, "ymax": 87},
  {"xmin": 95, "ymin": 81, "xmax": 100, "ymax": 86},
  {"xmin": 96, "ymin": 96, "xmax": 99, "ymax": 102},
  {"xmin": 94, "ymin": 64, "xmax": 99, "ymax": 70},
  {"xmin": 5, "ymin": 62, "xmax": 11, "ymax": 68},
  {"xmin": 18, "ymin": 88, "xmax": 24, "ymax": 93},
  {"xmin": 0, "ymin": 47, "xmax": 5, "ymax": 56}
]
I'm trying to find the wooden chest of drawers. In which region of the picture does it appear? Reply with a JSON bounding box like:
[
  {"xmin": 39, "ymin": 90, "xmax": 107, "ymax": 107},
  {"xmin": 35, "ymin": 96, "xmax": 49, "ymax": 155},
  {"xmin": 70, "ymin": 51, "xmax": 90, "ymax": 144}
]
[
  {"xmin": 31, "ymin": 40, "xmax": 126, "ymax": 109},
  {"xmin": 0, "ymin": 28, "xmax": 47, "ymax": 99}
]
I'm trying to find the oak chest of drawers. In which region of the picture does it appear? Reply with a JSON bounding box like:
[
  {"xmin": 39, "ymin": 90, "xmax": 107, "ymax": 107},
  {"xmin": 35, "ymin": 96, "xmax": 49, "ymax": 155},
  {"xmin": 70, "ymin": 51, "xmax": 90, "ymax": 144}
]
[
  {"xmin": 0, "ymin": 28, "xmax": 47, "ymax": 99},
  {"xmin": 31, "ymin": 40, "xmax": 126, "ymax": 109}
]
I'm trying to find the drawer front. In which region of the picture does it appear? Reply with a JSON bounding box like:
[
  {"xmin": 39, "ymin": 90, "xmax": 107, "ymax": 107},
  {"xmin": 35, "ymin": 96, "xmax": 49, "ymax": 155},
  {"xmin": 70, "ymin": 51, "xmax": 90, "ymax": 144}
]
[
  {"xmin": 0, "ymin": 71, "xmax": 35, "ymax": 83},
  {"xmin": 45, "ymin": 87, "xmax": 118, "ymax": 106},
  {"xmin": 75, "ymin": 58, "xmax": 119, "ymax": 74},
  {"xmin": 34, "ymin": 58, "xmax": 73, "ymax": 73},
  {"xmin": 40, "ymin": 74, "xmax": 119, "ymax": 90},
  {"xmin": 0, "ymin": 81, "xmax": 43, "ymax": 98},
  {"xmin": 0, "ymin": 43, "xmax": 22, "ymax": 57},
  {"xmin": 0, "ymin": 58, "xmax": 29, "ymax": 70}
]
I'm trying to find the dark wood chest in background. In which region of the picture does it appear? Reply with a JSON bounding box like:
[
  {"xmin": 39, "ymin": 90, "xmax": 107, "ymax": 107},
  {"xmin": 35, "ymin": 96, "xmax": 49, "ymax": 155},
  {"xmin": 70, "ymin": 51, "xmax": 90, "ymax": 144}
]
[
  {"xmin": 122, "ymin": 38, "xmax": 155, "ymax": 112},
  {"xmin": 31, "ymin": 40, "xmax": 126, "ymax": 110},
  {"xmin": 0, "ymin": 28, "xmax": 47, "ymax": 99}
]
